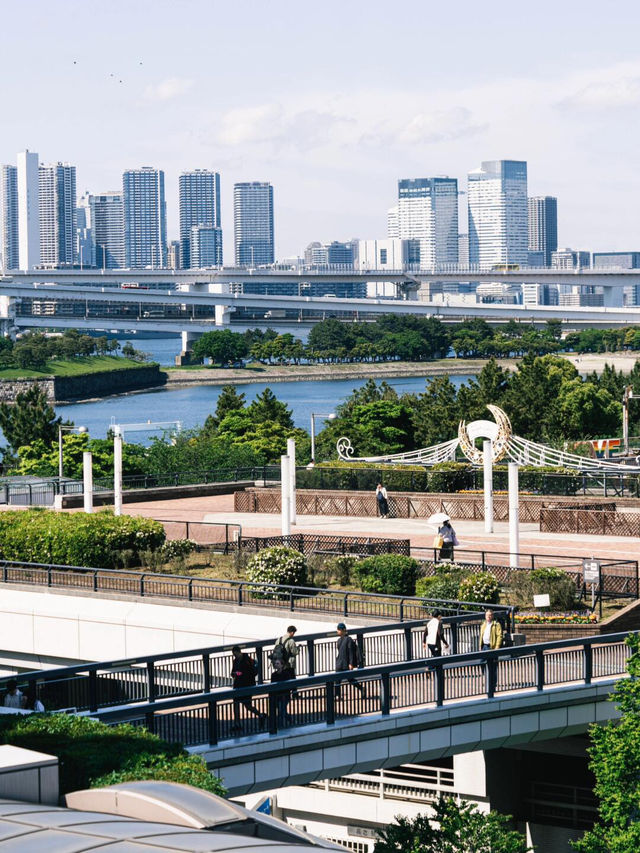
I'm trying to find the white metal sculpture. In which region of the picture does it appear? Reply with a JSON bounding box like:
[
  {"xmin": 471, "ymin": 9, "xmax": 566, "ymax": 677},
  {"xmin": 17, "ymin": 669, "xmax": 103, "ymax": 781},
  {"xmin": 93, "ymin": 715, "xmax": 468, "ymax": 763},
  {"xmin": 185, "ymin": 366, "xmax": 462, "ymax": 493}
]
[{"xmin": 336, "ymin": 404, "xmax": 640, "ymax": 473}]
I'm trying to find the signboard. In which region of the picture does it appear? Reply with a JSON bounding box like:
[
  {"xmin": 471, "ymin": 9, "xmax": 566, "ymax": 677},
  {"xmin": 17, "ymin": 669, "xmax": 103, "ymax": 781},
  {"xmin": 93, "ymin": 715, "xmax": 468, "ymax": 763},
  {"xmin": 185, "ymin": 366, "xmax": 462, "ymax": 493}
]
[
  {"xmin": 533, "ymin": 593, "xmax": 550, "ymax": 608},
  {"xmin": 590, "ymin": 438, "xmax": 621, "ymax": 459},
  {"xmin": 255, "ymin": 797, "xmax": 272, "ymax": 815},
  {"xmin": 583, "ymin": 559, "xmax": 600, "ymax": 584}
]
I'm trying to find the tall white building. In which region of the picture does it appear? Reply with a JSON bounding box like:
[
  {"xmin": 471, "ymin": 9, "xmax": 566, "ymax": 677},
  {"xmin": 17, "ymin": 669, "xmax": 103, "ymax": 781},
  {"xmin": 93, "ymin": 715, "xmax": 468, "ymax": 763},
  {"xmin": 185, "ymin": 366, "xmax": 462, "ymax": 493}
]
[
  {"xmin": 528, "ymin": 196, "xmax": 557, "ymax": 267},
  {"xmin": 89, "ymin": 192, "xmax": 125, "ymax": 269},
  {"xmin": 234, "ymin": 182, "xmax": 274, "ymax": 266},
  {"xmin": 75, "ymin": 193, "xmax": 92, "ymax": 268},
  {"xmin": 387, "ymin": 206, "xmax": 399, "ymax": 238},
  {"xmin": 0, "ymin": 165, "xmax": 19, "ymax": 270},
  {"xmin": 39, "ymin": 162, "xmax": 77, "ymax": 268},
  {"xmin": 468, "ymin": 160, "xmax": 528, "ymax": 267},
  {"xmin": 17, "ymin": 150, "xmax": 40, "ymax": 270},
  {"xmin": 394, "ymin": 178, "xmax": 458, "ymax": 268},
  {"xmin": 123, "ymin": 168, "xmax": 167, "ymax": 269}
]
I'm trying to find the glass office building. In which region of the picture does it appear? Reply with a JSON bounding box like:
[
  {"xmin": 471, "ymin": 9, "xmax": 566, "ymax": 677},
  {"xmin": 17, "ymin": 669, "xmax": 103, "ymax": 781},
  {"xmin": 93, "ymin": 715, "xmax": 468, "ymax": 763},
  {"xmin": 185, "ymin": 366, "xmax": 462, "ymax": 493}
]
[{"xmin": 234, "ymin": 181, "xmax": 274, "ymax": 266}]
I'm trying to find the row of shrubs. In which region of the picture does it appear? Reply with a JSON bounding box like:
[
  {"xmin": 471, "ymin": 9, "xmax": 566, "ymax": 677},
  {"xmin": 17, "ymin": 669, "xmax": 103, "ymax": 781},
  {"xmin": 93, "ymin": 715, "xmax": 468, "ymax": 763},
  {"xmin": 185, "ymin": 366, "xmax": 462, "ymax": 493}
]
[
  {"xmin": 246, "ymin": 546, "xmax": 581, "ymax": 611},
  {"xmin": 0, "ymin": 509, "xmax": 165, "ymax": 569}
]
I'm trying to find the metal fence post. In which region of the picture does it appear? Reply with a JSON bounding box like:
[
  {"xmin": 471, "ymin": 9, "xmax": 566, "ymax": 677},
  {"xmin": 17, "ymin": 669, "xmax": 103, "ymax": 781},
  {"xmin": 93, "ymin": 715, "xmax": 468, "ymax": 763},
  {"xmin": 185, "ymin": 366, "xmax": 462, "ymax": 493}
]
[
  {"xmin": 88, "ymin": 670, "xmax": 98, "ymax": 712},
  {"xmin": 403, "ymin": 626, "xmax": 413, "ymax": 661},
  {"xmin": 583, "ymin": 644, "xmax": 593, "ymax": 685},
  {"xmin": 202, "ymin": 654, "xmax": 211, "ymax": 692},
  {"xmin": 434, "ymin": 663, "xmax": 445, "ymax": 707},
  {"xmin": 146, "ymin": 662, "xmax": 156, "ymax": 703},
  {"xmin": 307, "ymin": 638, "xmax": 316, "ymax": 677},
  {"xmin": 450, "ymin": 622, "xmax": 458, "ymax": 656},
  {"xmin": 485, "ymin": 657, "xmax": 497, "ymax": 699},
  {"xmin": 326, "ymin": 680, "xmax": 335, "ymax": 725},
  {"xmin": 535, "ymin": 648, "xmax": 545, "ymax": 691},
  {"xmin": 381, "ymin": 671, "xmax": 391, "ymax": 715},
  {"xmin": 207, "ymin": 700, "xmax": 218, "ymax": 745},
  {"xmin": 188, "ymin": 579, "xmax": 193, "ymax": 601},
  {"xmin": 140, "ymin": 574, "xmax": 145, "ymax": 597}
]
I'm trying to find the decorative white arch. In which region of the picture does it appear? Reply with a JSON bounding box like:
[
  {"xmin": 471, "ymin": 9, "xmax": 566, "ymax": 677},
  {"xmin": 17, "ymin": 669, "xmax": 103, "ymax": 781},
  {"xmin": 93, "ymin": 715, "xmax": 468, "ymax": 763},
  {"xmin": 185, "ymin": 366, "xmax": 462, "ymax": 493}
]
[{"xmin": 336, "ymin": 405, "xmax": 640, "ymax": 473}]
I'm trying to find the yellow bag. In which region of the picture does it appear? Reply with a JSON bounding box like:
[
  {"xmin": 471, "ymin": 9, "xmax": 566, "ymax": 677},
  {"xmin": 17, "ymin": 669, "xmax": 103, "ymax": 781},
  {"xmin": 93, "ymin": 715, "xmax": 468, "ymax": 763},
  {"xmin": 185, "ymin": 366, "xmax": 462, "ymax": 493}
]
[{"xmin": 433, "ymin": 534, "xmax": 444, "ymax": 549}]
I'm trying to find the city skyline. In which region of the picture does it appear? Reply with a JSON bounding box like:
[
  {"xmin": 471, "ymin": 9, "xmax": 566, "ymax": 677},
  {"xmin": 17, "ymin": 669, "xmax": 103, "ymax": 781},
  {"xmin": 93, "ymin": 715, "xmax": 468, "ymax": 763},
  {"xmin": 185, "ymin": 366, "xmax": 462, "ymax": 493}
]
[{"xmin": 1, "ymin": 1, "xmax": 640, "ymax": 262}]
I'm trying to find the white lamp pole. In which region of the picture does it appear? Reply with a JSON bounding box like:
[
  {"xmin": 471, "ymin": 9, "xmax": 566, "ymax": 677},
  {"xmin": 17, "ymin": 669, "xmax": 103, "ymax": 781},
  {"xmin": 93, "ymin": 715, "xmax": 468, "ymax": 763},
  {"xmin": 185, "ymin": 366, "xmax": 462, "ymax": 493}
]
[
  {"xmin": 483, "ymin": 439, "xmax": 493, "ymax": 534},
  {"xmin": 58, "ymin": 424, "xmax": 87, "ymax": 481},
  {"xmin": 287, "ymin": 437, "xmax": 296, "ymax": 524},
  {"xmin": 113, "ymin": 429, "xmax": 123, "ymax": 517},
  {"xmin": 281, "ymin": 454, "xmax": 291, "ymax": 537},
  {"xmin": 508, "ymin": 462, "xmax": 520, "ymax": 568},
  {"xmin": 83, "ymin": 451, "xmax": 93, "ymax": 514},
  {"xmin": 310, "ymin": 412, "xmax": 336, "ymax": 465}
]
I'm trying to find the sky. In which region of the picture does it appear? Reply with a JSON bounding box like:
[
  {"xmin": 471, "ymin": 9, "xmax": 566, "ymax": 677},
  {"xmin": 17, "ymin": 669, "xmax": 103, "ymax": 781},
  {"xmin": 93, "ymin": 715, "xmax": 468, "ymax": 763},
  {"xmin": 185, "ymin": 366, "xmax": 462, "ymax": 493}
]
[{"xmin": 2, "ymin": 0, "xmax": 640, "ymax": 263}]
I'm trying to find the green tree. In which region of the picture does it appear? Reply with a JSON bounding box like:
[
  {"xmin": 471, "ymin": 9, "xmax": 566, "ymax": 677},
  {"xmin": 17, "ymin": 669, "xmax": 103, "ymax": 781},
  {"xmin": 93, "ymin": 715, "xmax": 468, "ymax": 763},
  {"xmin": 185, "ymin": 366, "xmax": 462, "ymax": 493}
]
[
  {"xmin": 192, "ymin": 329, "xmax": 248, "ymax": 365},
  {"xmin": 556, "ymin": 380, "xmax": 621, "ymax": 439},
  {"xmin": 0, "ymin": 385, "xmax": 63, "ymax": 457},
  {"xmin": 374, "ymin": 796, "xmax": 530, "ymax": 853},
  {"xmin": 247, "ymin": 387, "xmax": 294, "ymax": 428},
  {"xmin": 574, "ymin": 634, "xmax": 640, "ymax": 853},
  {"xmin": 203, "ymin": 385, "xmax": 247, "ymax": 433}
]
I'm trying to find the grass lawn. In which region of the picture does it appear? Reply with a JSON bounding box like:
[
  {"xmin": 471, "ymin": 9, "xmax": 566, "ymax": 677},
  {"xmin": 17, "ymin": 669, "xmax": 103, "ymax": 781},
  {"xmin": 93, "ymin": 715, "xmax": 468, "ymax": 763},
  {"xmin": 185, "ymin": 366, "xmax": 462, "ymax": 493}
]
[{"xmin": 0, "ymin": 356, "xmax": 152, "ymax": 379}]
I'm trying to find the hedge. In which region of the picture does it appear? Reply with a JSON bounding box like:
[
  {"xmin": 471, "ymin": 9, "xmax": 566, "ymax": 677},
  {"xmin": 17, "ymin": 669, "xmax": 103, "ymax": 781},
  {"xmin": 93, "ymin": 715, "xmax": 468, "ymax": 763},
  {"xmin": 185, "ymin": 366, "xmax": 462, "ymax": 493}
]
[
  {"xmin": 0, "ymin": 509, "xmax": 165, "ymax": 569},
  {"xmin": 354, "ymin": 554, "xmax": 419, "ymax": 596},
  {"xmin": 0, "ymin": 713, "xmax": 226, "ymax": 796}
]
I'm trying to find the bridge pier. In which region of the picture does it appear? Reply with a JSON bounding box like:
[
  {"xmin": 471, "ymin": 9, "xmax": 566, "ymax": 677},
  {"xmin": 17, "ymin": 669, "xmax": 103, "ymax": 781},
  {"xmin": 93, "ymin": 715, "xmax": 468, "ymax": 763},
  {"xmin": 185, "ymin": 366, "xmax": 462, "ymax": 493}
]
[
  {"xmin": 602, "ymin": 286, "xmax": 624, "ymax": 308},
  {"xmin": 175, "ymin": 305, "xmax": 234, "ymax": 365}
]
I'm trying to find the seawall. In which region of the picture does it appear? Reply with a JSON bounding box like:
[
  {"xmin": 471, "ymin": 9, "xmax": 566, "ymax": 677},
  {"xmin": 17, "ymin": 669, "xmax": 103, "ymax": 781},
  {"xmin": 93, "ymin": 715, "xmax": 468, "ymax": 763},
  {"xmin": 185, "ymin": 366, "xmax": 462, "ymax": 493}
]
[{"xmin": 0, "ymin": 365, "xmax": 165, "ymax": 403}]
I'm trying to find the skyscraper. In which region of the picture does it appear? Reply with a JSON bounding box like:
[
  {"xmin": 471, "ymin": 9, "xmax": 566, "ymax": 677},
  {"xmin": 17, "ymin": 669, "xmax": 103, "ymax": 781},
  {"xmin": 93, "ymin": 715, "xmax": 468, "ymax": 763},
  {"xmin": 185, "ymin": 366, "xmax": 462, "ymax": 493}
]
[
  {"xmin": 528, "ymin": 196, "xmax": 558, "ymax": 267},
  {"xmin": 17, "ymin": 150, "xmax": 40, "ymax": 270},
  {"xmin": 39, "ymin": 162, "xmax": 77, "ymax": 267},
  {"xmin": 179, "ymin": 170, "xmax": 221, "ymax": 268},
  {"xmin": 190, "ymin": 225, "xmax": 223, "ymax": 267},
  {"xmin": 468, "ymin": 160, "xmax": 528, "ymax": 267},
  {"xmin": 76, "ymin": 193, "xmax": 93, "ymax": 268},
  {"xmin": 396, "ymin": 178, "xmax": 458, "ymax": 268},
  {"xmin": 234, "ymin": 182, "xmax": 274, "ymax": 266},
  {"xmin": 123, "ymin": 168, "xmax": 167, "ymax": 268},
  {"xmin": 0, "ymin": 165, "xmax": 19, "ymax": 271},
  {"xmin": 89, "ymin": 192, "xmax": 125, "ymax": 269}
]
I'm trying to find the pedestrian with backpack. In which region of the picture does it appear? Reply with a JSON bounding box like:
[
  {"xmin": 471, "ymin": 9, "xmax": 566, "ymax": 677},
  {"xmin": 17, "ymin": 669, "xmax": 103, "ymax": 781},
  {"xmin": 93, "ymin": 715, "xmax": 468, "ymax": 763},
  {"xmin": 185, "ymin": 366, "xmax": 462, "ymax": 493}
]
[
  {"xmin": 335, "ymin": 622, "xmax": 365, "ymax": 700},
  {"xmin": 230, "ymin": 645, "xmax": 267, "ymax": 731},
  {"xmin": 270, "ymin": 625, "xmax": 298, "ymax": 675}
]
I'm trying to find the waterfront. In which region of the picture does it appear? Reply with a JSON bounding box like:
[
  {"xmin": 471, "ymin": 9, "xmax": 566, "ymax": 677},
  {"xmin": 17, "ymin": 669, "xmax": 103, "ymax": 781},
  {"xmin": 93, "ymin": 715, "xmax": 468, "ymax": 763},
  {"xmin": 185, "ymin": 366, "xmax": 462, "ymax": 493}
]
[{"xmin": 55, "ymin": 372, "xmax": 474, "ymax": 437}]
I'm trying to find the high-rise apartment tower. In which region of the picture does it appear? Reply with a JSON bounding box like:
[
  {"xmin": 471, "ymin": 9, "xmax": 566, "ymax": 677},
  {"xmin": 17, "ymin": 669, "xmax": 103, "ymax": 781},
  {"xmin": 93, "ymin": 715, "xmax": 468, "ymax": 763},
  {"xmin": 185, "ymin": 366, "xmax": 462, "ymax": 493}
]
[
  {"xmin": 89, "ymin": 192, "xmax": 125, "ymax": 269},
  {"xmin": 123, "ymin": 168, "xmax": 167, "ymax": 268},
  {"xmin": 17, "ymin": 150, "xmax": 40, "ymax": 270},
  {"xmin": 234, "ymin": 182, "xmax": 274, "ymax": 266},
  {"xmin": 528, "ymin": 196, "xmax": 557, "ymax": 267},
  {"xmin": 468, "ymin": 160, "xmax": 528, "ymax": 267},
  {"xmin": 0, "ymin": 165, "xmax": 19, "ymax": 270},
  {"xmin": 179, "ymin": 170, "xmax": 221, "ymax": 268},
  {"xmin": 39, "ymin": 162, "xmax": 77, "ymax": 268}
]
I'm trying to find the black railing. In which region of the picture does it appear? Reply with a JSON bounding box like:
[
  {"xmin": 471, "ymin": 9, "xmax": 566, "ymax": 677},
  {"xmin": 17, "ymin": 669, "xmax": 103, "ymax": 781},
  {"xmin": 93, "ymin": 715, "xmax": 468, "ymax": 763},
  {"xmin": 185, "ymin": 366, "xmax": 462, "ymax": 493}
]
[
  {"xmin": 89, "ymin": 631, "xmax": 633, "ymax": 747},
  {"xmin": 237, "ymin": 533, "xmax": 410, "ymax": 557},
  {"xmin": 0, "ymin": 609, "xmax": 512, "ymax": 714},
  {"xmin": 0, "ymin": 559, "xmax": 509, "ymax": 623}
]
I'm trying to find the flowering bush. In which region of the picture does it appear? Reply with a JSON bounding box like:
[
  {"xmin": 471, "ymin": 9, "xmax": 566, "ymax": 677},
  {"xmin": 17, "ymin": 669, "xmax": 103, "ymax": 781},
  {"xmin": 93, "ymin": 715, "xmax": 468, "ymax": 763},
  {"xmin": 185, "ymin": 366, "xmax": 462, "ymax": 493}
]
[
  {"xmin": 161, "ymin": 539, "xmax": 197, "ymax": 560},
  {"xmin": 458, "ymin": 571, "xmax": 499, "ymax": 604},
  {"xmin": 246, "ymin": 546, "xmax": 308, "ymax": 590},
  {"xmin": 515, "ymin": 611, "xmax": 595, "ymax": 624}
]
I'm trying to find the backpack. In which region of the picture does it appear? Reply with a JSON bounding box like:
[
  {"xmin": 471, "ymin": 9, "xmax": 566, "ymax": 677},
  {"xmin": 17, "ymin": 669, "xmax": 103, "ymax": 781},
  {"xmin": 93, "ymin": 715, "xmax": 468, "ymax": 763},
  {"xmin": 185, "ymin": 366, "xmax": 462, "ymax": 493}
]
[{"xmin": 269, "ymin": 638, "xmax": 289, "ymax": 665}]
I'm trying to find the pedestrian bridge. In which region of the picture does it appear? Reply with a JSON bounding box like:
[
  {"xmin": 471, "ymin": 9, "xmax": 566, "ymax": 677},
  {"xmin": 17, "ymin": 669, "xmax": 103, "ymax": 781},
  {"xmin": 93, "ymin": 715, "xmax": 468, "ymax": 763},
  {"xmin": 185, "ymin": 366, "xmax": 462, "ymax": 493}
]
[{"xmin": 1, "ymin": 614, "xmax": 629, "ymax": 797}]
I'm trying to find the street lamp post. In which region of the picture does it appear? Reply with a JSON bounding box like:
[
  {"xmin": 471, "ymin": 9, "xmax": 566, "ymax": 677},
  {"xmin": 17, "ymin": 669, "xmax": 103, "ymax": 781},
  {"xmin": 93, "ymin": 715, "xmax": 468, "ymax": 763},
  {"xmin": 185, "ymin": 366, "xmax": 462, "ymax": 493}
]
[
  {"xmin": 58, "ymin": 424, "xmax": 87, "ymax": 480},
  {"xmin": 310, "ymin": 412, "xmax": 336, "ymax": 465}
]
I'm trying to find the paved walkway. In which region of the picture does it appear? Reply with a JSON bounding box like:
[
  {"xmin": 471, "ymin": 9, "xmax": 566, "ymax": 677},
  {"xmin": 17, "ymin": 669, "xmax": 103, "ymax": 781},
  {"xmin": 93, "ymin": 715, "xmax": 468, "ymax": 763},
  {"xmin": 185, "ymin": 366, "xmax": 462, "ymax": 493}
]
[{"xmin": 122, "ymin": 494, "xmax": 639, "ymax": 563}]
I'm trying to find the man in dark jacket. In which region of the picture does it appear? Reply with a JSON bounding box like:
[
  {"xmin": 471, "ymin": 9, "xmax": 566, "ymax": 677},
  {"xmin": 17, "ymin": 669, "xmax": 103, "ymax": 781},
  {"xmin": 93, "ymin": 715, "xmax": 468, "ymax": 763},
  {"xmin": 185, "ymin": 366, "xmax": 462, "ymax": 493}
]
[
  {"xmin": 271, "ymin": 658, "xmax": 295, "ymax": 725},
  {"xmin": 231, "ymin": 645, "xmax": 266, "ymax": 730},
  {"xmin": 335, "ymin": 623, "xmax": 365, "ymax": 699}
]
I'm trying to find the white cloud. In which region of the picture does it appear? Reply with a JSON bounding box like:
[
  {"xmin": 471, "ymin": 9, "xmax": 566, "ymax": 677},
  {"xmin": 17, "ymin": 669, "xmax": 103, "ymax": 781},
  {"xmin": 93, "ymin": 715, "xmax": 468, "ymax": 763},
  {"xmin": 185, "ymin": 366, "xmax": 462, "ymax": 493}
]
[
  {"xmin": 145, "ymin": 77, "xmax": 194, "ymax": 101},
  {"xmin": 556, "ymin": 61, "xmax": 640, "ymax": 110}
]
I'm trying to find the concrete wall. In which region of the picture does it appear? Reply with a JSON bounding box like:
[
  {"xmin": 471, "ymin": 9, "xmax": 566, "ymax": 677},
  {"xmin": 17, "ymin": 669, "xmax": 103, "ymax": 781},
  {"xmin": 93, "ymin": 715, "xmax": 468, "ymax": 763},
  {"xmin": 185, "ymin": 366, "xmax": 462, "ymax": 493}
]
[{"xmin": 0, "ymin": 588, "xmax": 343, "ymax": 664}]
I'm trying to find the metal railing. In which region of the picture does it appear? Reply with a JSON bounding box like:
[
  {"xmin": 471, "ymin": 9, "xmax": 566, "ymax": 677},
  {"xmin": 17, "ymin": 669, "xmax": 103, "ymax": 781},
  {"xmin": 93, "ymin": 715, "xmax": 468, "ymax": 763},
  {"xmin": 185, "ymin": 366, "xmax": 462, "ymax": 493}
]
[
  {"xmin": 88, "ymin": 631, "xmax": 633, "ymax": 747},
  {"xmin": 0, "ymin": 559, "xmax": 512, "ymax": 624},
  {"xmin": 0, "ymin": 609, "xmax": 509, "ymax": 714}
]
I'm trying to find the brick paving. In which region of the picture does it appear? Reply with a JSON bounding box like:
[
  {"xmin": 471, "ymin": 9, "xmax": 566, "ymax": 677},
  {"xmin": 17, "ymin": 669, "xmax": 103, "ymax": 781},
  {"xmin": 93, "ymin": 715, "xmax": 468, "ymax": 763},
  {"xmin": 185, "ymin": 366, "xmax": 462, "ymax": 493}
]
[{"xmin": 122, "ymin": 493, "xmax": 640, "ymax": 563}]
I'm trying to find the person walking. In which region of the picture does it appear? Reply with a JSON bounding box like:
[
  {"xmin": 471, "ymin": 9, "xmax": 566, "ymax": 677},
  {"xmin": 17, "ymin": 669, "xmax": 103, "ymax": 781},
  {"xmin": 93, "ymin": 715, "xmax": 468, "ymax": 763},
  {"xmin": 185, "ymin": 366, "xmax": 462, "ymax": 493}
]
[
  {"xmin": 271, "ymin": 625, "xmax": 299, "ymax": 675},
  {"xmin": 479, "ymin": 609, "xmax": 503, "ymax": 651},
  {"xmin": 3, "ymin": 680, "xmax": 23, "ymax": 709},
  {"xmin": 271, "ymin": 658, "xmax": 295, "ymax": 726},
  {"xmin": 230, "ymin": 646, "xmax": 266, "ymax": 731},
  {"xmin": 422, "ymin": 610, "xmax": 450, "ymax": 658},
  {"xmin": 335, "ymin": 622, "xmax": 365, "ymax": 700},
  {"xmin": 438, "ymin": 519, "xmax": 458, "ymax": 560},
  {"xmin": 375, "ymin": 483, "xmax": 389, "ymax": 518}
]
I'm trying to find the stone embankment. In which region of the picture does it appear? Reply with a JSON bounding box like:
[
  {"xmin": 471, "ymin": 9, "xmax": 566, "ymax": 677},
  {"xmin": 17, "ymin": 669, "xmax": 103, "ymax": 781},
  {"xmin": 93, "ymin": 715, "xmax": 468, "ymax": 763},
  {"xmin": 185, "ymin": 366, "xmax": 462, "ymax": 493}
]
[{"xmin": 0, "ymin": 365, "xmax": 165, "ymax": 403}]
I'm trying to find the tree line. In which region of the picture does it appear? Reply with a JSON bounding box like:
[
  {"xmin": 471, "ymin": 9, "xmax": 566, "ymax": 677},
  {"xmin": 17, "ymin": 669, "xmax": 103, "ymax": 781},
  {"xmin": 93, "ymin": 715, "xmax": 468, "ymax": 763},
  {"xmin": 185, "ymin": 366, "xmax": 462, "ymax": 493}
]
[
  {"xmin": 191, "ymin": 317, "xmax": 640, "ymax": 367},
  {"xmin": 0, "ymin": 330, "xmax": 147, "ymax": 370}
]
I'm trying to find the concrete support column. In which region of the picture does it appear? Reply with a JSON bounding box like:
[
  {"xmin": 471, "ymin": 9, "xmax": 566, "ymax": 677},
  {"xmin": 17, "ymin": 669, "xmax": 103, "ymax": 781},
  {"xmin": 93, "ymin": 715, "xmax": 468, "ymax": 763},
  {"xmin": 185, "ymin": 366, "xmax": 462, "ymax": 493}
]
[
  {"xmin": 508, "ymin": 462, "xmax": 520, "ymax": 567},
  {"xmin": 286, "ymin": 438, "xmax": 296, "ymax": 524},
  {"xmin": 83, "ymin": 451, "xmax": 93, "ymax": 514},
  {"xmin": 175, "ymin": 330, "xmax": 202, "ymax": 366},
  {"xmin": 281, "ymin": 455, "xmax": 291, "ymax": 537},
  {"xmin": 214, "ymin": 304, "xmax": 233, "ymax": 326},
  {"xmin": 483, "ymin": 440, "xmax": 493, "ymax": 534},
  {"xmin": 602, "ymin": 286, "xmax": 624, "ymax": 308},
  {"xmin": 114, "ymin": 432, "xmax": 123, "ymax": 517}
]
